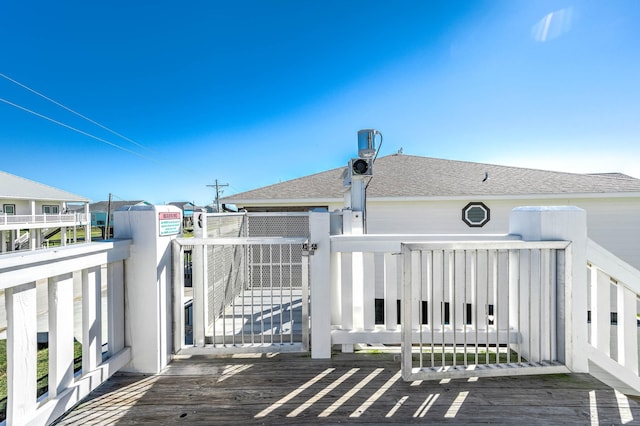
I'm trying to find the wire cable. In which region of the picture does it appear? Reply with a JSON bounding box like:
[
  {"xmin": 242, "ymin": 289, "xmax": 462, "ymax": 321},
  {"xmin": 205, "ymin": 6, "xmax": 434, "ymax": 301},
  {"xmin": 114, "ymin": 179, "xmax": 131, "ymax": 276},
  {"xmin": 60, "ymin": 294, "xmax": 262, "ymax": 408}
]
[
  {"xmin": 0, "ymin": 74, "xmax": 230, "ymax": 197},
  {"xmin": 0, "ymin": 97, "xmax": 159, "ymax": 163},
  {"xmin": 365, "ymin": 132, "xmax": 383, "ymax": 190},
  {"xmin": 0, "ymin": 72, "xmax": 154, "ymax": 152}
]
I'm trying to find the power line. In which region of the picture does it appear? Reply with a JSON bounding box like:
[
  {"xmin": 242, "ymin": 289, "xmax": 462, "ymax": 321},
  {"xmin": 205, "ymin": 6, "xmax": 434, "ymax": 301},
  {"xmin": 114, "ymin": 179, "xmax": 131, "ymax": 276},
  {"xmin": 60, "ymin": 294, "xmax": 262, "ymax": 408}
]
[
  {"xmin": 0, "ymin": 73, "xmax": 225, "ymax": 202},
  {"xmin": 0, "ymin": 97, "xmax": 158, "ymax": 163},
  {"xmin": 0, "ymin": 94, "xmax": 212, "ymax": 184},
  {"xmin": 0, "ymin": 72, "xmax": 154, "ymax": 152}
]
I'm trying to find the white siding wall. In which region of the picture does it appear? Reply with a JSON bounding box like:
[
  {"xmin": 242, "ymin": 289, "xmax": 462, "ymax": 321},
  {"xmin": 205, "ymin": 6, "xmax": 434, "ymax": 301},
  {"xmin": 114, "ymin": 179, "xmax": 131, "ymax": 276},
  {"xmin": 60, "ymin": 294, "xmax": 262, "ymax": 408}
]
[
  {"xmin": 366, "ymin": 197, "xmax": 640, "ymax": 270},
  {"xmin": 580, "ymin": 198, "xmax": 640, "ymax": 269},
  {"xmin": 0, "ymin": 199, "xmax": 31, "ymax": 215},
  {"xmin": 0, "ymin": 198, "xmax": 65, "ymax": 215}
]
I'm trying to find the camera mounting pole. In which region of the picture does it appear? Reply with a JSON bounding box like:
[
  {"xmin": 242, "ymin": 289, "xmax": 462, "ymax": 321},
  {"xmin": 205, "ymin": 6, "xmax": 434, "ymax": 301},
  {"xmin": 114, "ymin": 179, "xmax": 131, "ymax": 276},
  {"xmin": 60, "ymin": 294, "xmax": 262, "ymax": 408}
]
[{"xmin": 343, "ymin": 129, "xmax": 381, "ymax": 232}]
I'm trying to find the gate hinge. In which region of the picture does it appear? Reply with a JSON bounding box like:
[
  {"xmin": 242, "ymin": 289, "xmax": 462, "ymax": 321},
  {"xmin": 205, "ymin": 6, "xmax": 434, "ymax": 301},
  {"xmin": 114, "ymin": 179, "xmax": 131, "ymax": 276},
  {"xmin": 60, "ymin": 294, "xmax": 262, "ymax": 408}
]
[{"xmin": 302, "ymin": 242, "xmax": 318, "ymax": 256}]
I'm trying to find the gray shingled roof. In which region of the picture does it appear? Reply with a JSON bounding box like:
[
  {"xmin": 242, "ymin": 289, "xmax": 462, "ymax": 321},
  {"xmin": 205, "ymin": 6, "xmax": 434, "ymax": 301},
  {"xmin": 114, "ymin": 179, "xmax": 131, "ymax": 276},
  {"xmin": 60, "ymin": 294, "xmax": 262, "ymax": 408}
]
[
  {"xmin": 0, "ymin": 170, "xmax": 89, "ymax": 202},
  {"xmin": 73, "ymin": 200, "xmax": 148, "ymax": 212},
  {"xmin": 223, "ymin": 154, "xmax": 640, "ymax": 203}
]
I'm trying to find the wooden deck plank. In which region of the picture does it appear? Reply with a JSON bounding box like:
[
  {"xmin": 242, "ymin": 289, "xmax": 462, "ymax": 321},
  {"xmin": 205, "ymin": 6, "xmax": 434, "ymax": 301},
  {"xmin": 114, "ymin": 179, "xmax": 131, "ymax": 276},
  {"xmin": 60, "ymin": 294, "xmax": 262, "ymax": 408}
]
[{"xmin": 54, "ymin": 352, "xmax": 640, "ymax": 425}]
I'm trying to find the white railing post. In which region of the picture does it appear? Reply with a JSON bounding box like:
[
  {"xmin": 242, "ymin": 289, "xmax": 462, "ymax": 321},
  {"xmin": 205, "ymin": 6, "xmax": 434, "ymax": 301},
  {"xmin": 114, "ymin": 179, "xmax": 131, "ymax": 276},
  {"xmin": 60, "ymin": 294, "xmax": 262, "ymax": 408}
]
[
  {"xmin": 309, "ymin": 210, "xmax": 331, "ymax": 359},
  {"xmin": 590, "ymin": 267, "xmax": 611, "ymax": 355},
  {"xmin": 113, "ymin": 205, "xmax": 182, "ymax": 373},
  {"xmin": 509, "ymin": 206, "xmax": 589, "ymax": 373},
  {"xmin": 192, "ymin": 210, "xmax": 206, "ymax": 347},
  {"xmin": 172, "ymin": 241, "xmax": 185, "ymax": 352},
  {"xmin": 82, "ymin": 266, "xmax": 102, "ymax": 372},
  {"xmin": 330, "ymin": 212, "xmax": 343, "ymax": 330},
  {"xmin": 384, "ymin": 252, "xmax": 399, "ymax": 330},
  {"xmin": 617, "ymin": 285, "xmax": 639, "ymax": 374},
  {"xmin": 48, "ymin": 273, "xmax": 75, "ymax": 399},
  {"xmin": 338, "ymin": 210, "xmax": 364, "ymax": 353},
  {"xmin": 107, "ymin": 260, "xmax": 126, "ymax": 355},
  {"xmin": 5, "ymin": 282, "xmax": 38, "ymax": 423}
]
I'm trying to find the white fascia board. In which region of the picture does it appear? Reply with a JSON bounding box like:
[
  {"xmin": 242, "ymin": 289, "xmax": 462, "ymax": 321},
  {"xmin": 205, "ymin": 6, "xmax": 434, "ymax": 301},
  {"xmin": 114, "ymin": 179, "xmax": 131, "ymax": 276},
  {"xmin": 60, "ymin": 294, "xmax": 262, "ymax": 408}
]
[
  {"xmin": 227, "ymin": 197, "xmax": 341, "ymax": 206},
  {"xmin": 227, "ymin": 192, "xmax": 640, "ymax": 206},
  {"xmin": 1, "ymin": 195, "xmax": 90, "ymax": 202},
  {"xmin": 366, "ymin": 192, "xmax": 640, "ymax": 202}
]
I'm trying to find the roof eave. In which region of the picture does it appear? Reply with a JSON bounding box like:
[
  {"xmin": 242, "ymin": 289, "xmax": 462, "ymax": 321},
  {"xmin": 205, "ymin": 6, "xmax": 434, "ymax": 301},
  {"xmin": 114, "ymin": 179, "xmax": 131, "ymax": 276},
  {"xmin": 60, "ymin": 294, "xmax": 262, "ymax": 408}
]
[
  {"xmin": 366, "ymin": 191, "xmax": 640, "ymax": 202},
  {"xmin": 2, "ymin": 195, "xmax": 90, "ymax": 202},
  {"xmin": 224, "ymin": 197, "xmax": 342, "ymax": 206}
]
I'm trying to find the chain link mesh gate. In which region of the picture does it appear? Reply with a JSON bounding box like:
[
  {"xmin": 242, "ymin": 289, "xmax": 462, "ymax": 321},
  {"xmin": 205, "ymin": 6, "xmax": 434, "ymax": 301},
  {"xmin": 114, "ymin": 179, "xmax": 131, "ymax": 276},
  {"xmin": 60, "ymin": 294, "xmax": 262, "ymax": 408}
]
[{"xmin": 174, "ymin": 212, "xmax": 310, "ymax": 355}]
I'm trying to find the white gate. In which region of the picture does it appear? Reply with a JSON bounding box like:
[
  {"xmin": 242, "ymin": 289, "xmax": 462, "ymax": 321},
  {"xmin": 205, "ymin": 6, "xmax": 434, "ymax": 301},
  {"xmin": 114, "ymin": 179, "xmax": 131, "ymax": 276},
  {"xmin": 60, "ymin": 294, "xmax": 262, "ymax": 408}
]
[
  {"xmin": 400, "ymin": 240, "xmax": 572, "ymax": 380},
  {"xmin": 172, "ymin": 212, "xmax": 310, "ymax": 355}
]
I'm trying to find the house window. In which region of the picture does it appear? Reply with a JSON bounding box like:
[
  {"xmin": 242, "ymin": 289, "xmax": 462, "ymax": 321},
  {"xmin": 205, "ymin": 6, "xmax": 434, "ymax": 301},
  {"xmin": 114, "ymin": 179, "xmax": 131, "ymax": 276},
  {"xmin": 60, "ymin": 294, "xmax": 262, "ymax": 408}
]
[
  {"xmin": 462, "ymin": 202, "xmax": 490, "ymax": 227},
  {"xmin": 3, "ymin": 204, "xmax": 16, "ymax": 215},
  {"xmin": 42, "ymin": 205, "xmax": 59, "ymax": 214}
]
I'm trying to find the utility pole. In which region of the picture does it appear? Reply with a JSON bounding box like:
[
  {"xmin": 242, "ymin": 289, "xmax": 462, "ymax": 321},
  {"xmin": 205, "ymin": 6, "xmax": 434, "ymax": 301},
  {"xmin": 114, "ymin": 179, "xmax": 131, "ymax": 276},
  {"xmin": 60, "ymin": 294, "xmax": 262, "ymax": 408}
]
[
  {"xmin": 206, "ymin": 179, "xmax": 229, "ymax": 212},
  {"xmin": 105, "ymin": 192, "xmax": 112, "ymax": 240}
]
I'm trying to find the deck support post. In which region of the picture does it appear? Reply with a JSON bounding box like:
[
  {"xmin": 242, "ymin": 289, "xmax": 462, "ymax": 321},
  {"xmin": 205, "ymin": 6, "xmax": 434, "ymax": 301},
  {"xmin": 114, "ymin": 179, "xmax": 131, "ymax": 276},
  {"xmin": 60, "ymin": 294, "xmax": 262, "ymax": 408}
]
[
  {"xmin": 310, "ymin": 210, "xmax": 331, "ymax": 358},
  {"xmin": 113, "ymin": 205, "xmax": 182, "ymax": 373},
  {"xmin": 509, "ymin": 206, "xmax": 589, "ymax": 373}
]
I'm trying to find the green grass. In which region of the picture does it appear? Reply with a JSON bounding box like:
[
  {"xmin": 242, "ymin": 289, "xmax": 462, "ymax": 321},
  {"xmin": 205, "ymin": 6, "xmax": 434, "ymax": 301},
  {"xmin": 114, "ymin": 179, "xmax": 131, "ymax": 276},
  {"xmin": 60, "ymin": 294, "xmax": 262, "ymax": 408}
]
[{"xmin": 0, "ymin": 339, "xmax": 82, "ymax": 421}]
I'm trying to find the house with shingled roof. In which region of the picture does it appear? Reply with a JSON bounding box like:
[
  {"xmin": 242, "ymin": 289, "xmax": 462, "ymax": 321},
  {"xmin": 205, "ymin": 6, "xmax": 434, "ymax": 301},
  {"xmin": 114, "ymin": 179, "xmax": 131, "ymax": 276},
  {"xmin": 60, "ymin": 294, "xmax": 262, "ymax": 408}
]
[
  {"xmin": 222, "ymin": 153, "xmax": 640, "ymax": 269},
  {"xmin": 0, "ymin": 170, "xmax": 90, "ymax": 252}
]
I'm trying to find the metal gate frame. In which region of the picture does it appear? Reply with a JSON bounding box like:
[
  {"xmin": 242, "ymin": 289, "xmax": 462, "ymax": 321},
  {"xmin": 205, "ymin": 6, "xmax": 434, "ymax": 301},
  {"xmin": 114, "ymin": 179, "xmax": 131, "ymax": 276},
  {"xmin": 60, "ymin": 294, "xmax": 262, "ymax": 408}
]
[{"xmin": 173, "ymin": 211, "xmax": 311, "ymax": 356}]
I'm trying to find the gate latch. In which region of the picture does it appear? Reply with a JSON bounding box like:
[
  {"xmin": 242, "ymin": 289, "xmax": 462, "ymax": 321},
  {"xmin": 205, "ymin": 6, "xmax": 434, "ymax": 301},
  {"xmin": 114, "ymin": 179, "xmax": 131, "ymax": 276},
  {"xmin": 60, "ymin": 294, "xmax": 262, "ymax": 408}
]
[{"xmin": 302, "ymin": 242, "xmax": 317, "ymax": 256}]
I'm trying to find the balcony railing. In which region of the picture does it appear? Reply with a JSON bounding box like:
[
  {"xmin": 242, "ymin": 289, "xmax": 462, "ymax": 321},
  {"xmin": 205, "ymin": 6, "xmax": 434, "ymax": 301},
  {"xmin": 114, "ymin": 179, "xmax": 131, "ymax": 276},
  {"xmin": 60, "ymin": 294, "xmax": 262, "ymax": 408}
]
[{"xmin": 0, "ymin": 213, "xmax": 87, "ymax": 228}]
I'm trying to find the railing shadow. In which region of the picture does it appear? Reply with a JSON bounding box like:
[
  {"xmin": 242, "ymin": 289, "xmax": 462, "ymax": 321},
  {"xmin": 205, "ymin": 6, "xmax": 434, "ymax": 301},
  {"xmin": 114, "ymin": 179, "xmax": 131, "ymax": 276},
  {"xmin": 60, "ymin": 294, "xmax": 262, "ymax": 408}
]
[{"xmin": 53, "ymin": 353, "xmax": 640, "ymax": 424}]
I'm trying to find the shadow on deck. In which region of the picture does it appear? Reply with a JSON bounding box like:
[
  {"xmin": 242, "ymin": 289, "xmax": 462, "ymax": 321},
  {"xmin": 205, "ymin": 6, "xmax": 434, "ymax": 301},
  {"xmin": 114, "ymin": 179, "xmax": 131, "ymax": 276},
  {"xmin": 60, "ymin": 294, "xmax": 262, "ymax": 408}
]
[{"xmin": 54, "ymin": 352, "xmax": 640, "ymax": 425}]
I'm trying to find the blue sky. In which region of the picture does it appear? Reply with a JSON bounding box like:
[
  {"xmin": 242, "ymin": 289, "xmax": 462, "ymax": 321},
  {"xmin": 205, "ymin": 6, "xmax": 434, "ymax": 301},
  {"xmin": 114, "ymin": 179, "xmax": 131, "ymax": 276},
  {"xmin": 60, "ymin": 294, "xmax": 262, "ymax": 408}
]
[{"xmin": 1, "ymin": 1, "xmax": 639, "ymax": 205}]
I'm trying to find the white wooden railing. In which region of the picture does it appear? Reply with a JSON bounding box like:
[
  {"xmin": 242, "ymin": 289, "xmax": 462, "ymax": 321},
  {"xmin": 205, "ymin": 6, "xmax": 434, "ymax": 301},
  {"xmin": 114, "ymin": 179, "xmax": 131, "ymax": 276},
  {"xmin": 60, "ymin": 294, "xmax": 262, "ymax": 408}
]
[
  {"xmin": 0, "ymin": 240, "xmax": 131, "ymax": 425},
  {"xmin": 586, "ymin": 238, "xmax": 640, "ymax": 396},
  {"xmin": 400, "ymin": 240, "xmax": 571, "ymax": 380},
  {"xmin": 327, "ymin": 233, "xmax": 573, "ymax": 380},
  {"xmin": 0, "ymin": 213, "xmax": 87, "ymax": 228},
  {"xmin": 327, "ymin": 234, "xmax": 521, "ymax": 348},
  {"xmin": 3, "ymin": 205, "xmax": 639, "ymax": 426}
]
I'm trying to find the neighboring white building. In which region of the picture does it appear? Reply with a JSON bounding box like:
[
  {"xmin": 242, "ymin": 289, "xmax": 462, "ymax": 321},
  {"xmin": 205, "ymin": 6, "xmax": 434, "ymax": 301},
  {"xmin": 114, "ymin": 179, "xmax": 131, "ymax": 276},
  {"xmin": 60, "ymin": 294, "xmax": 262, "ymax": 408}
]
[
  {"xmin": 222, "ymin": 153, "xmax": 640, "ymax": 269},
  {"xmin": 0, "ymin": 170, "xmax": 90, "ymax": 252}
]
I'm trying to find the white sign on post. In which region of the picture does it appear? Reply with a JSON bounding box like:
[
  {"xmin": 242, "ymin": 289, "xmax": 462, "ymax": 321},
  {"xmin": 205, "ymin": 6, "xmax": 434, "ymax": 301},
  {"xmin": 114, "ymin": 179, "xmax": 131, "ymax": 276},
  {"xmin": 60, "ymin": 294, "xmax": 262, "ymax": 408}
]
[{"xmin": 159, "ymin": 212, "xmax": 181, "ymax": 236}]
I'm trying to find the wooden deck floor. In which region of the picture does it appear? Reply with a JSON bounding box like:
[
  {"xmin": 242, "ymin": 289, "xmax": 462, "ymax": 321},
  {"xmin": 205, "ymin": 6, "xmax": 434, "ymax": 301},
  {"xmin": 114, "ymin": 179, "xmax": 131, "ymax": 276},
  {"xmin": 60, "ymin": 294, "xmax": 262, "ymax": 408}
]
[{"xmin": 54, "ymin": 352, "xmax": 640, "ymax": 425}]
